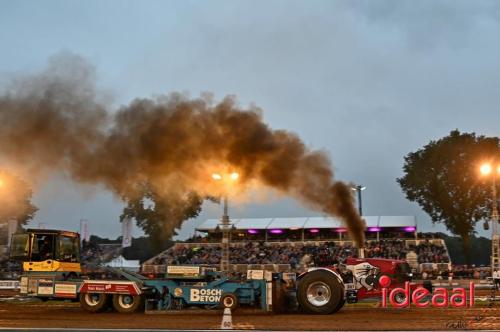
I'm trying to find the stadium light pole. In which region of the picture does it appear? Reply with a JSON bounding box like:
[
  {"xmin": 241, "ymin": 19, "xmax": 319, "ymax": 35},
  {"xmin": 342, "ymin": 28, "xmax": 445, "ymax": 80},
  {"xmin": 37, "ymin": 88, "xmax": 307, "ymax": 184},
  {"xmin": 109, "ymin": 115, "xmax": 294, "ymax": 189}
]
[
  {"xmin": 351, "ymin": 185, "xmax": 366, "ymax": 216},
  {"xmin": 480, "ymin": 163, "xmax": 500, "ymax": 278},
  {"xmin": 212, "ymin": 171, "xmax": 239, "ymax": 272}
]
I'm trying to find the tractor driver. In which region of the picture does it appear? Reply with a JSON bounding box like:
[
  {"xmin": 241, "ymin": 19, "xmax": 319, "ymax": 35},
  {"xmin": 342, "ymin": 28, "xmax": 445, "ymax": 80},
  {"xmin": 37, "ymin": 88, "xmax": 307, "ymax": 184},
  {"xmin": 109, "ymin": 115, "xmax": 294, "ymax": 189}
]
[{"xmin": 39, "ymin": 236, "xmax": 54, "ymax": 260}]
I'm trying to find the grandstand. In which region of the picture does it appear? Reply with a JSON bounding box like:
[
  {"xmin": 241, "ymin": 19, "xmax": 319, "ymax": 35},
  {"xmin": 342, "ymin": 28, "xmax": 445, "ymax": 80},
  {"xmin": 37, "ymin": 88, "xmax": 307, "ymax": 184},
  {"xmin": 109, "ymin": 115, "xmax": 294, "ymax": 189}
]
[
  {"xmin": 142, "ymin": 216, "xmax": 452, "ymax": 275},
  {"xmin": 81, "ymin": 241, "xmax": 123, "ymax": 268}
]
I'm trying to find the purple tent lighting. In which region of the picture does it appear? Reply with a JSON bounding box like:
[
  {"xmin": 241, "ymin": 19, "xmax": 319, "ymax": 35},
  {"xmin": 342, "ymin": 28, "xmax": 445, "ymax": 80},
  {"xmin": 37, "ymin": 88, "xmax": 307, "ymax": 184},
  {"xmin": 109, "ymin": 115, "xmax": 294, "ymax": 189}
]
[
  {"xmin": 404, "ymin": 226, "xmax": 416, "ymax": 232},
  {"xmin": 269, "ymin": 229, "xmax": 283, "ymax": 234},
  {"xmin": 335, "ymin": 228, "xmax": 347, "ymax": 233},
  {"xmin": 309, "ymin": 229, "xmax": 319, "ymax": 233},
  {"xmin": 247, "ymin": 229, "xmax": 258, "ymax": 234},
  {"xmin": 368, "ymin": 227, "xmax": 382, "ymax": 232}
]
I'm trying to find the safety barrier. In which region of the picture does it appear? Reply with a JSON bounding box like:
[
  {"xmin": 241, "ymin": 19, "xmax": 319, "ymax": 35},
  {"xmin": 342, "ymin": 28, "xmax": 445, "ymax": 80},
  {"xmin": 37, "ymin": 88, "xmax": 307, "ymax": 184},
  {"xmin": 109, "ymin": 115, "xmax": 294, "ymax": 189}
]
[
  {"xmin": 0, "ymin": 280, "xmax": 20, "ymax": 289},
  {"xmin": 141, "ymin": 263, "xmax": 292, "ymax": 275}
]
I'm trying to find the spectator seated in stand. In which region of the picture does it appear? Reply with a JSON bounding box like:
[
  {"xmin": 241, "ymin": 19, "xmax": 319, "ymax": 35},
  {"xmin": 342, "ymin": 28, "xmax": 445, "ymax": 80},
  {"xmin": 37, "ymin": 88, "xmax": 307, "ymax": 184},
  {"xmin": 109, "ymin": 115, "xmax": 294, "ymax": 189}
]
[{"xmin": 409, "ymin": 239, "xmax": 450, "ymax": 264}]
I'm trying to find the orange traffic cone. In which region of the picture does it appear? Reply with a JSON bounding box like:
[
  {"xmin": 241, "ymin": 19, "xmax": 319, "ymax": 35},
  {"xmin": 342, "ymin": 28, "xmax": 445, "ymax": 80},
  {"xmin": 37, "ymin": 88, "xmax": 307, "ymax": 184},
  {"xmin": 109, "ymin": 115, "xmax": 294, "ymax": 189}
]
[{"xmin": 220, "ymin": 307, "xmax": 233, "ymax": 330}]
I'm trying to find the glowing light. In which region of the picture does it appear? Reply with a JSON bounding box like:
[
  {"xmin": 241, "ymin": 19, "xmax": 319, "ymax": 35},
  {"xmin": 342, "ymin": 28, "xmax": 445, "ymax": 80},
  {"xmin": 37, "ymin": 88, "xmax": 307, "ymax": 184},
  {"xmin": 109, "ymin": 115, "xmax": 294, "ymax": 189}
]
[
  {"xmin": 498, "ymin": 165, "xmax": 500, "ymax": 174},
  {"xmin": 269, "ymin": 229, "xmax": 283, "ymax": 234},
  {"xmin": 248, "ymin": 229, "xmax": 258, "ymax": 234},
  {"xmin": 368, "ymin": 227, "xmax": 381, "ymax": 232},
  {"xmin": 309, "ymin": 229, "xmax": 320, "ymax": 233},
  {"xmin": 404, "ymin": 226, "xmax": 416, "ymax": 232},
  {"xmin": 351, "ymin": 186, "xmax": 366, "ymax": 191},
  {"xmin": 212, "ymin": 172, "xmax": 240, "ymax": 181},
  {"xmin": 480, "ymin": 164, "xmax": 492, "ymax": 176},
  {"xmin": 335, "ymin": 228, "xmax": 347, "ymax": 233},
  {"xmin": 0, "ymin": 179, "xmax": 3, "ymax": 188}
]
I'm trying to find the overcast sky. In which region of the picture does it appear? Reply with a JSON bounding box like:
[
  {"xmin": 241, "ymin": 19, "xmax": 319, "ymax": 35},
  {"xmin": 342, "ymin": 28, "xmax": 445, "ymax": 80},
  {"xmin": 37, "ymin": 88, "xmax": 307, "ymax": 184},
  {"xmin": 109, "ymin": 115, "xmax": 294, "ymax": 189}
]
[{"xmin": 0, "ymin": 0, "xmax": 498, "ymax": 239}]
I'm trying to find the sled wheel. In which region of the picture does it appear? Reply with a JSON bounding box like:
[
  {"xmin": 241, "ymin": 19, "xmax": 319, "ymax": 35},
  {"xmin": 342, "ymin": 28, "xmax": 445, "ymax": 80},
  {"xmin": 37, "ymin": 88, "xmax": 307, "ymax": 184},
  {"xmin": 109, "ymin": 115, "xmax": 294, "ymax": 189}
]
[
  {"xmin": 112, "ymin": 294, "xmax": 144, "ymax": 313},
  {"xmin": 219, "ymin": 293, "xmax": 239, "ymax": 311},
  {"xmin": 79, "ymin": 293, "xmax": 109, "ymax": 313}
]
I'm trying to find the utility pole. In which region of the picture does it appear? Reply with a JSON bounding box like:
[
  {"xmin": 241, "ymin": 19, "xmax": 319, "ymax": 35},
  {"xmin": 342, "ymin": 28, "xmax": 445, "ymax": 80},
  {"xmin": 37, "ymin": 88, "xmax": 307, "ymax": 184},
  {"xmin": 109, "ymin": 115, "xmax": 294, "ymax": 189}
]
[
  {"xmin": 480, "ymin": 163, "xmax": 500, "ymax": 278},
  {"xmin": 490, "ymin": 177, "xmax": 499, "ymax": 277},
  {"xmin": 212, "ymin": 172, "xmax": 239, "ymax": 272},
  {"xmin": 220, "ymin": 195, "xmax": 231, "ymax": 272},
  {"xmin": 351, "ymin": 185, "xmax": 366, "ymax": 216}
]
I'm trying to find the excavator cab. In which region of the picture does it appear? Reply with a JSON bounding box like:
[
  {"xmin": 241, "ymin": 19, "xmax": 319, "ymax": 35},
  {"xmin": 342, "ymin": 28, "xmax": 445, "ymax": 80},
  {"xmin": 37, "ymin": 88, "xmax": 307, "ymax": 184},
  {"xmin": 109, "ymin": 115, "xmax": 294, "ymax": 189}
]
[{"xmin": 10, "ymin": 229, "xmax": 81, "ymax": 274}]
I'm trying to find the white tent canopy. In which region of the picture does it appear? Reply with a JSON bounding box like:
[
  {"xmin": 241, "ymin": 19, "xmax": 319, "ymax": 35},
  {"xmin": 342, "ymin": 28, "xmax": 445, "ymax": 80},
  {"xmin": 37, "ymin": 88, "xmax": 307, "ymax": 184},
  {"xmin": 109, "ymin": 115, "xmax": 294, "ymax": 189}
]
[
  {"xmin": 196, "ymin": 216, "xmax": 416, "ymax": 231},
  {"xmin": 379, "ymin": 216, "xmax": 416, "ymax": 227},
  {"xmin": 236, "ymin": 218, "xmax": 273, "ymax": 230},
  {"xmin": 363, "ymin": 216, "xmax": 380, "ymax": 228},
  {"xmin": 103, "ymin": 255, "xmax": 140, "ymax": 271},
  {"xmin": 267, "ymin": 217, "xmax": 308, "ymax": 229},
  {"xmin": 196, "ymin": 218, "xmax": 241, "ymax": 231},
  {"xmin": 303, "ymin": 217, "xmax": 343, "ymax": 229}
]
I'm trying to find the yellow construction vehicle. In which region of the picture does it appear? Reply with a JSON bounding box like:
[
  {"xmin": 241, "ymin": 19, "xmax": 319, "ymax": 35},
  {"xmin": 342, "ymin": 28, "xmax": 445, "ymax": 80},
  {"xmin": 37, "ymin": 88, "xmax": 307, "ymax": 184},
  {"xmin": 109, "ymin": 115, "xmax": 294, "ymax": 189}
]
[{"xmin": 10, "ymin": 229, "xmax": 81, "ymax": 274}]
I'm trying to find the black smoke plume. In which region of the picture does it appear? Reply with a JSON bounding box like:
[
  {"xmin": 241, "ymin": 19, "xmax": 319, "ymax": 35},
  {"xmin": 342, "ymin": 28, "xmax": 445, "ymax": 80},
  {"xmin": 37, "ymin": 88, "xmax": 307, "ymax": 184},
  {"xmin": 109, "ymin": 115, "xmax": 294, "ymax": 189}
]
[{"xmin": 0, "ymin": 53, "xmax": 366, "ymax": 246}]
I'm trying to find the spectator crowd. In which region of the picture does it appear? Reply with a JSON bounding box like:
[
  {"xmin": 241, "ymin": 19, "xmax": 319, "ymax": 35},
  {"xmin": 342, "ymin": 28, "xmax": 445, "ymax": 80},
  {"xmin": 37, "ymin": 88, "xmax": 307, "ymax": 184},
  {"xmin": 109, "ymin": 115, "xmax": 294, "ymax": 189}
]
[
  {"xmin": 153, "ymin": 241, "xmax": 356, "ymax": 269},
  {"xmin": 0, "ymin": 259, "xmax": 21, "ymax": 279},
  {"xmin": 410, "ymin": 239, "xmax": 450, "ymax": 264},
  {"xmin": 150, "ymin": 239, "xmax": 450, "ymax": 271},
  {"xmin": 81, "ymin": 241, "xmax": 122, "ymax": 267},
  {"xmin": 364, "ymin": 239, "xmax": 409, "ymax": 260}
]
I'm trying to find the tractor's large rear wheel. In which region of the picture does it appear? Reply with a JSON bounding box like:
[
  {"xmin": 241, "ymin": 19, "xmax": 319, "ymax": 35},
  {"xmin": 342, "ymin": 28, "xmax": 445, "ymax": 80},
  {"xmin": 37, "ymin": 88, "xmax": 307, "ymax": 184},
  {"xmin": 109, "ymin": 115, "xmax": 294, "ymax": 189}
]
[
  {"xmin": 79, "ymin": 293, "xmax": 109, "ymax": 313},
  {"xmin": 297, "ymin": 270, "xmax": 344, "ymax": 314},
  {"xmin": 112, "ymin": 294, "xmax": 144, "ymax": 313},
  {"xmin": 333, "ymin": 298, "xmax": 346, "ymax": 312}
]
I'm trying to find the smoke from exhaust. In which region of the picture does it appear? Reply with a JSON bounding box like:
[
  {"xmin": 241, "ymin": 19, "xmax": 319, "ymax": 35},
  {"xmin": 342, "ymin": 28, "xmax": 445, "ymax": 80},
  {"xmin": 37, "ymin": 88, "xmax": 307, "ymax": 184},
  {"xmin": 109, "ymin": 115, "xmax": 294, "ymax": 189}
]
[{"xmin": 0, "ymin": 53, "xmax": 366, "ymax": 246}]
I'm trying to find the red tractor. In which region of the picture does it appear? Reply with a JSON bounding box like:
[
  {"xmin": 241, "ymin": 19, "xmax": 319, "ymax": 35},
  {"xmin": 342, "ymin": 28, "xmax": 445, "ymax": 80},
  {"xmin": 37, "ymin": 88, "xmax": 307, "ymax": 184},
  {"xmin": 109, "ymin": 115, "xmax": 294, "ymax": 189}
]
[{"xmin": 296, "ymin": 257, "xmax": 431, "ymax": 314}]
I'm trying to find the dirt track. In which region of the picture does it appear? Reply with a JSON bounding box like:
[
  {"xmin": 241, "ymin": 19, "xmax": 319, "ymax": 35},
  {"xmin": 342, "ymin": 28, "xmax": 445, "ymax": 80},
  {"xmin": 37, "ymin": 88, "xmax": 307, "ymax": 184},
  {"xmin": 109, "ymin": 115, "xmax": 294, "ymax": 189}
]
[{"xmin": 0, "ymin": 301, "xmax": 499, "ymax": 330}]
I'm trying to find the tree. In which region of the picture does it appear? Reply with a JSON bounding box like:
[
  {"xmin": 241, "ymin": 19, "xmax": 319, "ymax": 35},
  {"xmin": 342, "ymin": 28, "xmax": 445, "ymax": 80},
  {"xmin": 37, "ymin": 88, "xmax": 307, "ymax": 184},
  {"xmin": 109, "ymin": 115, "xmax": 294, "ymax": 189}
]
[
  {"xmin": 0, "ymin": 169, "xmax": 38, "ymax": 227},
  {"xmin": 121, "ymin": 184, "xmax": 204, "ymax": 252},
  {"xmin": 397, "ymin": 130, "xmax": 499, "ymax": 261},
  {"xmin": 442, "ymin": 234, "xmax": 491, "ymax": 266}
]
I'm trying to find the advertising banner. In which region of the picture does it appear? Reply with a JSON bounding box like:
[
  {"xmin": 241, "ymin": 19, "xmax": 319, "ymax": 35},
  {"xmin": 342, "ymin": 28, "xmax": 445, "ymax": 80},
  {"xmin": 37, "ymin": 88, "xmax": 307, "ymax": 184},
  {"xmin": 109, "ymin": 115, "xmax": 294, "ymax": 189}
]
[
  {"xmin": 0, "ymin": 280, "xmax": 20, "ymax": 289},
  {"xmin": 121, "ymin": 217, "xmax": 132, "ymax": 248},
  {"xmin": 80, "ymin": 219, "xmax": 90, "ymax": 242}
]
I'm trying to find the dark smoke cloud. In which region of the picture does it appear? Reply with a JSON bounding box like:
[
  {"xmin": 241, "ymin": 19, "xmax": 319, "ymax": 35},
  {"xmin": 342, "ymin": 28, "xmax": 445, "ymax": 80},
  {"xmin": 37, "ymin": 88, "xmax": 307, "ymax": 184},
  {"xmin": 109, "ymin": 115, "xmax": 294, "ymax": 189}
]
[{"xmin": 0, "ymin": 52, "xmax": 366, "ymax": 246}]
